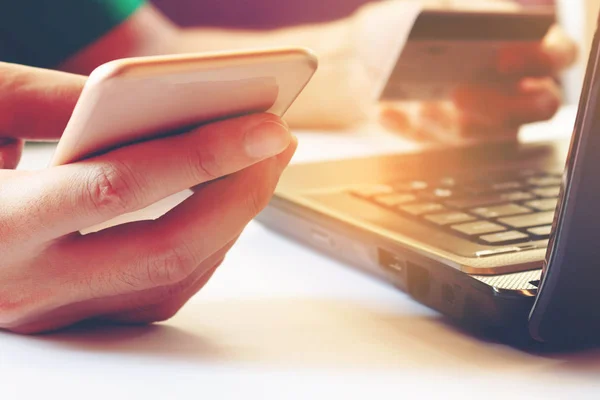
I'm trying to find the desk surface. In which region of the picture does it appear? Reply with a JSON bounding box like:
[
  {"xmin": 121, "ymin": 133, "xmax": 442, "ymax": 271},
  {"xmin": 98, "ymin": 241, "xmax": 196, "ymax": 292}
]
[{"xmin": 4, "ymin": 107, "xmax": 600, "ymax": 400}]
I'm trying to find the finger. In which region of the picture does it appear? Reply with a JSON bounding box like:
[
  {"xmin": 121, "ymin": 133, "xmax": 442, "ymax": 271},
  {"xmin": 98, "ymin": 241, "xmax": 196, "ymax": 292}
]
[
  {"xmin": 98, "ymin": 236, "xmax": 236, "ymax": 325},
  {"xmin": 379, "ymin": 103, "xmax": 415, "ymax": 133},
  {"xmin": 0, "ymin": 138, "xmax": 24, "ymax": 169},
  {"xmin": 453, "ymin": 77, "xmax": 561, "ymax": 128},
  {"xmin": 420, "ymin": 102, "xmax": 519, "ymax": 142},
  {"xmin": 2, "ymin": 267, "xmax": 216, "ymax": 334},
  {"xmin": 455, "ymin": 116, "xmax": 519, "ymax": 142},
  {"xmin": 379, "ymin": 102, "xmax": 434, "ymax": 142},
  {"xmin": 0, "ymin": 62, "xmax": 85, "ymax": 140},
  {"xmin": 5, "ymin": 114, "xmax": 291, "ymax": 241},
  {"xmin": 55, "ymin": 138, "xmax": 297, "ymax": 299},
  {"xmin": 542, "ymin": 25, "xmax": 579, "ymax": 72},
  {"xmin": 497, "ymin": 25, "xmax": 578, "ymax": 77},
  {"xmin": 381, "ymin": 100, "xmax": 521, "ymax": 144},
  {"xmin": 380, "ymin": 102, "xmax": 462, "ymax": 143},
  {"xmin": 103, "ymin": 263, "xmax": 220, "ymax": 325},
  {"xmin": 408, "ymin": 101, "xmax": 517, "ymax": 144},
  {"xmin": 5, "ymin": 240, "xmax": 230, "ymax": 334},
  {"xmin": 101, "ymin": 236, "xmax": 239, "ymax": 324}
]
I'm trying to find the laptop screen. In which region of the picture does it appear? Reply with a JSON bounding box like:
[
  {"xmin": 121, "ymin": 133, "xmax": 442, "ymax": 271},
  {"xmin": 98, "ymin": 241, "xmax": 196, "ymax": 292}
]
[{"xmin": 529, "ymin": 9, "xmax": 600, "ymax": 344}]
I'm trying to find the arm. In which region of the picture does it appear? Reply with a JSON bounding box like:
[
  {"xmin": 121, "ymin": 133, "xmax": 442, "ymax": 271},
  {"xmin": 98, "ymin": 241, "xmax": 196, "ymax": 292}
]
[
  {"xmin": 58, "ymin": 1, "xmax": 577, "ymax": 135},
  {"xmin": 59, "ymin": 4, "xmax": 364, "ymax": 129}
]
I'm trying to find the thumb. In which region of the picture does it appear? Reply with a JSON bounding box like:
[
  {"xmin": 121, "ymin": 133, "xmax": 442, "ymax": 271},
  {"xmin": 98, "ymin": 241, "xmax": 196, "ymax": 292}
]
[{"xmin": 0, "ymin": 62, "xmax": 86, "ymax": 141}]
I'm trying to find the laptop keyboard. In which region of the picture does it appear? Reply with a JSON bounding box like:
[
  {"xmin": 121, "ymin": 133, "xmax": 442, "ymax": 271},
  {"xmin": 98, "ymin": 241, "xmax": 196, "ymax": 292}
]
[{"xmin": 349, "ymin": 169, "xmax": 561, "ymax": 246}]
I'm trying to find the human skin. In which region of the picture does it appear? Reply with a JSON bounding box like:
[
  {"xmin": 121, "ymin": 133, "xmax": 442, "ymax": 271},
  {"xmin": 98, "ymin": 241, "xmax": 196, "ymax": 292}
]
[
  {"xmin": 0, "ymin": 63, "xmax": 296, "ymax": 334},
  {"xmin": 59, "ymin": 1, "xmax": 577, "ymax": 140}
]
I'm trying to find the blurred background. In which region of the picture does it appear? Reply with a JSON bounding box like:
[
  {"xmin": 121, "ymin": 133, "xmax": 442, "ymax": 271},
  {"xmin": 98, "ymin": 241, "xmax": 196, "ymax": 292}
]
[
  {"xmin": 555, "ymin": 0, "xmax": 600, "ymax": 103},
  {"xmin": 149, "ymin": 0, "xmax": 600, "ymax": 105},
  {"xmin": 149, "ymin": 0, "xmax": 555, "ymax": 29}
]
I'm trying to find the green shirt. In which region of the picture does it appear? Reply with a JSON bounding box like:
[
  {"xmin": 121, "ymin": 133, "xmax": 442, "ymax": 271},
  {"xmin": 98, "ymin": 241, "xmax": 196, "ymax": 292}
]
[{"xmin": 0, "ymin": 0, "xmax": 145, "ymax": 68}]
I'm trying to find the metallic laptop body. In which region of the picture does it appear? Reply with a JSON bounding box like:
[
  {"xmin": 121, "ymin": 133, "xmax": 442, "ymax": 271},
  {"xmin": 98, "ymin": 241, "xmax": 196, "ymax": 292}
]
[{"xmin": 258, "ymin": 14, "xmax": 600, "ymax": 345}]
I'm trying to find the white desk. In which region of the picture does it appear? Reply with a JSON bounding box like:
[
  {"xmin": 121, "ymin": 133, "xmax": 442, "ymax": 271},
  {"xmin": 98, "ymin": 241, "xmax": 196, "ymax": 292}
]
[{"xmin": 4, "ymin": 107, "xmax": 600, "ymax": 400}]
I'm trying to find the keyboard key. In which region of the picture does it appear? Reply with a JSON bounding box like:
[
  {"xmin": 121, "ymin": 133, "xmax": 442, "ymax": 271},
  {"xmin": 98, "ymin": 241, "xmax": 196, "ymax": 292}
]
[
  {"xmin": 400, "ymin": 203, "xmax": 446, "ymax": 216},
  {"xmin": 422, "ymin": 188, "xmax": 459, "ymax": 199},
  {"xmin": 462, "ymin": 183, "xmax": 490, "ymax": 195},
  {"xmin": 446, "ymin": 191, "xmax": 534, "ymax": 209},
  {"xmin": 351, "ymin": 185, "xmax": 394, "ymax": 198},
  {"xmin": 525, "ymin": 198, "xmax": 558, "ymax": 211},
  {"xmin": 374, "ymin": 193, "xmax": 417, "ymax": 207},
  {"xmin": 517, "ymin": 169, "xmax": 542, "ymax": 177},
  {"xmin": 527, "ymin": 176, "xmax": 562, "ymax": 187},
  {"xmin": 445, "ymin": 194, "xmax": 504, "ymax": 209},
  {"xmin": 452, "ymin": 221, "xmax": 506, "ymax": 236},
  {"xmin": 394, "ymin": 180, "xmax": 428, "ymax": 191},
  {"xmin": 471, "ymin": 204, "xmax": 532, "ymax": 219},
  {"xmin": 425, "ymin": 212, "xmax": 475, "ymax": 226},
  {"xmin": 501, "ymin": 191, "xmax": 537, "ymax": 202},
  {"xmin": 480, "ymin": 231, "xmax": 529, "ymax": 244},
  {"xmin": 463, "ymin": 181, "xmax": 522, "ymax": 194},
  {"xmin": 531, "ymin": 186, "xmax": 561, "ymax": 198},
  {"xmin": 438, "ymin": 177, "xmax": 458, "ymax": 187},
  {"xmin": 498, "ymin": 211, "xmax": 555, "ymax": 229},
  {"xmin": 528, "ymin": 225, "xmax": 552, "ymax": 237},
  {"xmin": 491, "ymin": 181, "xmax": 523, "ymax": 191}
]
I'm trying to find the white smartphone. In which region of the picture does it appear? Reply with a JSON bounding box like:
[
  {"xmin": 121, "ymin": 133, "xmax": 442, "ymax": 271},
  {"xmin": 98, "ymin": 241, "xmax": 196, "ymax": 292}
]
[
  {"xmin": 51, "ymin": 47, "xmax": 318, "ymax": 233},
  {"xmin": 52, "ymin": 47, "xmax": 318, "ymax": 165}
]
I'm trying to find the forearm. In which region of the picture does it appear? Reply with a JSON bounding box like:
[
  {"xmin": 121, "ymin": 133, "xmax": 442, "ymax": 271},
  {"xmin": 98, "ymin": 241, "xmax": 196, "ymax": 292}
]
[
  {"xmin": 175, "ymin": 21, "xmax": 370, "ymax": 129},
  {"xmin": 62, "ymin": 1, "xmax": 519, "ymax": 130},
  {"xmin": 60, "ymin": 4, "xmax": 368, "ymax": 129}
]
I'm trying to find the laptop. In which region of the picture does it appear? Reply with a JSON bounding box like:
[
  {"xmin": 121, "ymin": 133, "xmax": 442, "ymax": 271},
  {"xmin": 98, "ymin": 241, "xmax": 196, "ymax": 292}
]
[{"xmin": 257, "ymin": 10, "xmax": 600, "ymax": 345}]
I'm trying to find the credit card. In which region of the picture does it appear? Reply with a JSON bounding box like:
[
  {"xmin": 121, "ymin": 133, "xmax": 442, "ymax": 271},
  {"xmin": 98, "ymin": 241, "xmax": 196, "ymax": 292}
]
[{"xmin": 379, "ymin": 9, "xmax": 556, "ymax": 101}]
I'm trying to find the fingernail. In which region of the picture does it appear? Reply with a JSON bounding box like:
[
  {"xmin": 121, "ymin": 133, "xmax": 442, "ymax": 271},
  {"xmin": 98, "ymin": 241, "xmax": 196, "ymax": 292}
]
[{"xmin": 244, "ymin": 120, "xmax": 291, "ymax": 158}]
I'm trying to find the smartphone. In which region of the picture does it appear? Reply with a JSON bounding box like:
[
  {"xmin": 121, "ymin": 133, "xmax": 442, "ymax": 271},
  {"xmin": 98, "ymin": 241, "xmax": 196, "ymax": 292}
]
[
  {"xmin": 51, "ymin": 47, "xmax": 317, "ymax": 233},
  {"xmin": 52, "ymin": 47, "xmax": 318, "ymax": 165},
  {"xmin": 378, "ymin": 8, "xmax": 555, "ymax": 101}
]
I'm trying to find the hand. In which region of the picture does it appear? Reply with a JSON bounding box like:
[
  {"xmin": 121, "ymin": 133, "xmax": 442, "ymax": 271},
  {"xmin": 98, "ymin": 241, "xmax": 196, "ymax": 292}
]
[
  {"xmin": 348, "ymin": 1, "xmax": 577, "ymax": 142},
  {"xmin": 0, "ymin": 63, "xmax": 296, "ymax": 334},
  {"xmin": 379, "ymin": 24, "xmax": 577, "ymax": 143},
  {"xmin": 0, "ymin": 63, "xmax": 86, "ymax": 167}
]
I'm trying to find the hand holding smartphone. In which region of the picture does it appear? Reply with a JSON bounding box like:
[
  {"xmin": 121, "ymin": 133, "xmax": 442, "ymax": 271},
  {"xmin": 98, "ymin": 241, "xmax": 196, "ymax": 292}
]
[
  {"xmin": 53, "ymin": 48, "xmax": 317, "ymax": 165},
  {"xmin": 52, "ymin": 48, "xmax": 318, "ymax": 232}
]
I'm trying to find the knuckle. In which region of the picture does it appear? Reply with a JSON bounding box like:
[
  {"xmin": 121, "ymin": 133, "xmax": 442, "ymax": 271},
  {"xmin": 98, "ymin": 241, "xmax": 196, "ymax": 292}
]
[
  {"xmin": 113, "ymin": 269, "xmax": 144, "ymax": 292},
  {"xmin": 84, "ymin": 162, "xmax": 138, "ymax": 214},
  {"xmin": 189, "ymin": 146, "xmax": 222, "ymax": 182},
  {"xmin": 146, "ymin": 243, "xmax": 197, "ymax": 286}
]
